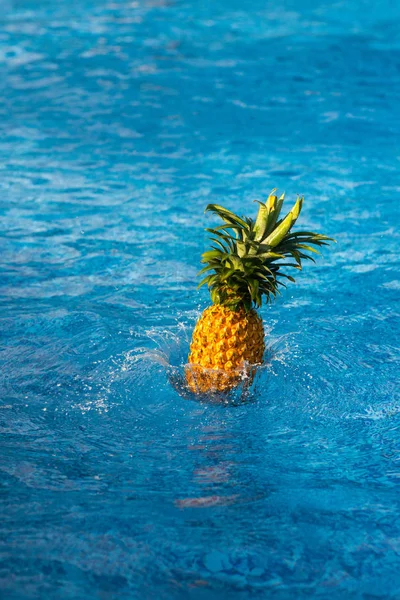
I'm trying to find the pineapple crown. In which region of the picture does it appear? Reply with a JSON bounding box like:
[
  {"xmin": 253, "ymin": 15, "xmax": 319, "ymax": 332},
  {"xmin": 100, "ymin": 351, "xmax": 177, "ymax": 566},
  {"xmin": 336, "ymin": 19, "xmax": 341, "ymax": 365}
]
[{"xmin": 198, "ymin": 189, "xmax": 334, "ymax": 310}]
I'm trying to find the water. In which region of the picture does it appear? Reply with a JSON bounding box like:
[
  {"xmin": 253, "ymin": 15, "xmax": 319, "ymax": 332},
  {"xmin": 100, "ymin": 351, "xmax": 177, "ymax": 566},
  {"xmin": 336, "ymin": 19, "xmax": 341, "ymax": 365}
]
[{"xmin": 1, "ymin": 0, "xmax": 400, "ymax": 597}]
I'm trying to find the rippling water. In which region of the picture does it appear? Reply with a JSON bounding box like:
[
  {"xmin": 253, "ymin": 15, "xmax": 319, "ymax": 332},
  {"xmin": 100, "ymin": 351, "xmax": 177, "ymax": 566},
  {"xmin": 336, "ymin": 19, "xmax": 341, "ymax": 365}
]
[{"xmin": 1, "ymin": 0, "xmax": 400, "ymax": 598}]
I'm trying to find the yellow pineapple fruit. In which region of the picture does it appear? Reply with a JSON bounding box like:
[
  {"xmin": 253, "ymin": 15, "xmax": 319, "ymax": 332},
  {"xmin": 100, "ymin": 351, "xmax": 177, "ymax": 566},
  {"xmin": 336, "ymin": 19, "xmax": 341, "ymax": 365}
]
[
  {"xmin": 187, "ymin": 305, "xmax": 264, "ymax": 392},
  {"xmin": 186, "ymin": 190, "xmax": 333, "ymax": 394}
]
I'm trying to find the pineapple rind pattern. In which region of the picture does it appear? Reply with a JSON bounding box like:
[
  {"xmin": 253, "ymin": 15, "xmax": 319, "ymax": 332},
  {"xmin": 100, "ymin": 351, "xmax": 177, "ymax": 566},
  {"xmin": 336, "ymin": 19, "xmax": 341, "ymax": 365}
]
[{"xmin": 187, "ymin": 305, "xmax": 265, "ymax": 393}]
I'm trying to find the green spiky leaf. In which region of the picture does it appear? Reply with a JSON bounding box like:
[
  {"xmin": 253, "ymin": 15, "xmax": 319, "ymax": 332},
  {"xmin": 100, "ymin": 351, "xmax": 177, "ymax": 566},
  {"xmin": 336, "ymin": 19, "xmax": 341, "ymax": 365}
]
[{"xmin": 198, "ymin": 191, "xmax": 334, "ymax": 310}]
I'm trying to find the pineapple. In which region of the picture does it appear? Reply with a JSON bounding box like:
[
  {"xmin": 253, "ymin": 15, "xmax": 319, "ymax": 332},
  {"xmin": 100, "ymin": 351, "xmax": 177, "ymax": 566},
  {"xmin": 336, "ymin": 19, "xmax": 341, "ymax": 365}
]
[{"xmin": 186, "ymin": 189, "xmax": 333, "ymax": 394}]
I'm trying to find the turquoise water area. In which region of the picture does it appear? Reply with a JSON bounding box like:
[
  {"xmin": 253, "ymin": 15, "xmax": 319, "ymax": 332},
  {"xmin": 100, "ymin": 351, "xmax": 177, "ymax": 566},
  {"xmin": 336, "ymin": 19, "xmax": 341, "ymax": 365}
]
[{"xmin": 1, "ymin": 0, "xmax": 400, "ymax": 598}]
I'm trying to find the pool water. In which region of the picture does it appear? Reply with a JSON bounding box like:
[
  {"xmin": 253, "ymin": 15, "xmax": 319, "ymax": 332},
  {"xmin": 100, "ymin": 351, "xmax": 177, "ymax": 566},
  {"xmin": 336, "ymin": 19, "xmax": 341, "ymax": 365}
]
[{"xmin": 1, "ymin": 0, "xmax": 400, "ymax": 598}]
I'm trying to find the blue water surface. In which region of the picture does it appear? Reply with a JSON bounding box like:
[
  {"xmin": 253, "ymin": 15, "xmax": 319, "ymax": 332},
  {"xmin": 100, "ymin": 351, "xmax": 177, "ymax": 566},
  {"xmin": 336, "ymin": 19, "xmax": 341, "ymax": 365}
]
[{"xmin": 1, "ymin": 0, "xmax": 400, "ymax": 598}]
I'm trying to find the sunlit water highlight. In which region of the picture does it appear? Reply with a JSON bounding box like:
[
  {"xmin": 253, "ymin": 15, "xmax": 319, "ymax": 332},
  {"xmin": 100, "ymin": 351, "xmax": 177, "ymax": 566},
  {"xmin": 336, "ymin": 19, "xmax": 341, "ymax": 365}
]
[{"xmin": 1, "ymin": 0, "xmax": 400, "ymax": 598}]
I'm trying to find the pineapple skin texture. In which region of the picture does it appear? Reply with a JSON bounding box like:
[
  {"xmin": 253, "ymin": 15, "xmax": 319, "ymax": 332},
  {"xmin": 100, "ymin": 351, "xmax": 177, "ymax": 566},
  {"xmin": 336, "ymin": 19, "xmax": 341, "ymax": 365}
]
[{"xmin": 186, "ymin": 305, "xmax": 265, "ymax": 393}]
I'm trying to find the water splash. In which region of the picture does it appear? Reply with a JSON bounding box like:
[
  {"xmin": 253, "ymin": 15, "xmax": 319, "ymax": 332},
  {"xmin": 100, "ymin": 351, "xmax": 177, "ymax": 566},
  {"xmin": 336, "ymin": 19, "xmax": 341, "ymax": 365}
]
[{"xmin": 125, "ymin": 313, "xmax": 296, "ymax": 405}]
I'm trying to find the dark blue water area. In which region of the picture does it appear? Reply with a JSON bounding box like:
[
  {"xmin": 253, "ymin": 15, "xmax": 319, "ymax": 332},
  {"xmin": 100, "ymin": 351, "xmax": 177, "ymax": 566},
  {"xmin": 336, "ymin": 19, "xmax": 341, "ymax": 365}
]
[{"xmin": 1, "ymin": 0, "xmax": 400, "ymax": 598}]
